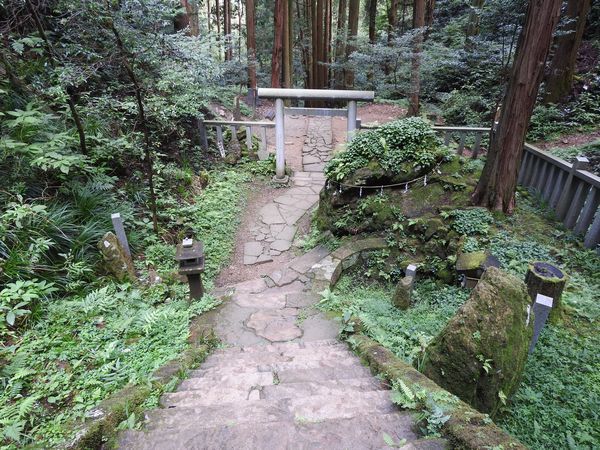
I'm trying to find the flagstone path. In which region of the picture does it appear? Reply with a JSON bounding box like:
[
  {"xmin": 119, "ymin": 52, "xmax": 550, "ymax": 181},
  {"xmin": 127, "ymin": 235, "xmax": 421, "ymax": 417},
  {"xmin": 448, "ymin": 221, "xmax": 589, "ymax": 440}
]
[{"xmin": 119, "ymin": 117, "xmax": 447, "ymax": 450}]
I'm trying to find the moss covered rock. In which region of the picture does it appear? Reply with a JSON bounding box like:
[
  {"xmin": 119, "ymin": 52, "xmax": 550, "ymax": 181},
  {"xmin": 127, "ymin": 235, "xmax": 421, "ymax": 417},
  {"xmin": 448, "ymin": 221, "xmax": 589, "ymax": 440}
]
[
  {"xmin": 421, "ymin": 267, "xmax": 533, "ymax": 417},
  {"xmin": 98, "ymin": 232, "xmax": 136, "ymax": 282}
]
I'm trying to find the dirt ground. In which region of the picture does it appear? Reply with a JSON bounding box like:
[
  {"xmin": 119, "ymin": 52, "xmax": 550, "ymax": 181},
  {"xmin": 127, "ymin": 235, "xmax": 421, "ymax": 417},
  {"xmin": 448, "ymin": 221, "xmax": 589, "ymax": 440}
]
[{"xmin": 534, "ymin": 129, "xmax": 600, "ymax": 150}]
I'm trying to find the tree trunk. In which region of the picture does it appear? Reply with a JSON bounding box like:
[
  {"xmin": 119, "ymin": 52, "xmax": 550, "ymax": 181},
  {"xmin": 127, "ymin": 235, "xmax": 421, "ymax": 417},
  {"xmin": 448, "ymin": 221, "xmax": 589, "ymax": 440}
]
[
  {"xmin": 425, "ymin": 0, "xmax": 435, "ymax": 27},
  {"xmin": 472, "ymin": 0, "xmax": 562, "ymax": 213},
  {"xmin": 345, "ymin": 0, "xmax": 359, "ymax": 87},
  {"xmin": 246, "ymin": 0, "xmax": 257, "ymax": 90},
  {"xmin": 334, "ymin": 0, "xmax": 348, "ymax": 88},
  {"xmin": 407, "ymin": 0, "xmax": 425, "ymax": 117},
  {"xmin": 544, "ymin": 0, "xmax": 592, "ymax": 103},
  {"xmin": 216, "ymin": 0, "xmax": 222, "ymax": 60},
  {"xmin": 465, "ymin": 0, "xmax": 484, "ymax": 50},
  {"xmin": 283, "ymin": 0, "xmax": 293, "ymax": 88},
  {"xmin": 224, "ymin": 0, "xmax": 233, "ymax": 60},
  {"xmin": 297, "ymin": 0, "xmax": 311, "ymax": 88},
  {"xmin": 367, "ymin": 0, "xmax": 377, "ymax": 43},
  {"xmin": 181, "ymin": 0, "xmax": 200, "ymax": 36},
  {"xmin": 387, "ymin": 0, "xmax": 400, "ymax": 42},
  {"xmin": 271, "ymin": 0, "xmax": 284, "ymax": 87},
  {"xmin": 525, "ymin": 262, "xmax": 566, "ymax": 321}
]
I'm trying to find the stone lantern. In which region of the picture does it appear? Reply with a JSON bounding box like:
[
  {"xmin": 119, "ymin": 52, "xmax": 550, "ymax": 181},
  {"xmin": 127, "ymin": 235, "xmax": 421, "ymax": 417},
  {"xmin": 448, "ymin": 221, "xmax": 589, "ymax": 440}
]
[{"xmin": 175, "ymin": 238, "xmax": 205, "ymax": 300}]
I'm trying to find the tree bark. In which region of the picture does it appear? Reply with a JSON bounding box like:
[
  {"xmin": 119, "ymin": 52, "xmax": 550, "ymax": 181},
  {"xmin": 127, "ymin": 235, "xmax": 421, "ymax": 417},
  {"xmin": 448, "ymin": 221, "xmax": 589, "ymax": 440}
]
[
  {"xmin": 544, "ymin": 0, "xmax": 592, "ymax": 103},
  {"xmin": 245, "ymin": 0, "xmax": 257, "ymax": 90},
  {"xmin": 345, "ymin": 0, "xmax": 359, "ymax": 87},
  {"xmin": 271, "ymin": 0, "xmax": 284, "ymax": 87},
  {"xmin": 283, "ymin": 0, "xmax": 293, "ymax": 88},
  {"xmin": 367, "ymin": 0, "xmax": 377, "ymax": 43},
  {"xmin": 407, "ymin": 0, "xmax": 425, "ymax": 117},
  {"xmin": 425, "ymin": 0, "xmax": 435, "ymax": 27},
  {"xmin": 387, "ymin": 0, "xmax": 400, "ymax": 42},
  {"xmin": 334, "ymin": 0, "xmax": 348, "ymax": 88},
  {"xmin": 216, "ymin": 0, "xmax": 222, "ymax": 60},
  {"xmin": 181, "ymin": 0, "xmax": 200, "ymax": 36},
  {"xmin": 465, "ymin": 0, "xmax": 484, "ymax": 50},
  {"xmin": 224, "ymin": 0, "xmax": 233, "ymax": 60},
  {"xmin": 472, "ymin": 0, "xmax": 562, "ymax": 213}
]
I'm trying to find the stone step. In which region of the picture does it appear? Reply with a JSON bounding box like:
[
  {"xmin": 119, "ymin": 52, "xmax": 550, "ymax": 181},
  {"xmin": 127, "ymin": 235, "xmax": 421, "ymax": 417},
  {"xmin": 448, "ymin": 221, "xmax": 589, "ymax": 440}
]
[
  {"xmin": 178, "ymin": 371, "xmax": 274, "ymax": 392},
  {"xmin": 277, "ymin": 364, "xmax": 373, "ymax": 384},
  {"xmin": 161, "ymin": 377, "xmax": 387, "ymax": 408},
  {"xmin": 189, "ymin": 353, "xmax": 362, "ymax": 380},
  {"xmin": 213, "ymin": 338, "xmax": 344, "ymax": 356},
  {"xmin": 201, "ymin": 347, "xmax": 355, "ymax": 369},
  {"xmin": 400, "ymin": 438, "xmax": 450, "ymax": 450},
  {"xmin": 261, "ymin": 377, "xmax": 387, "ymax": 401},
  {"xmin": 144, "ymin": 391, "xmax": 395, "ymax": 432},
  {"xmin": 119, "ymin": 412, "xmax": 419, "ymax": 450}
]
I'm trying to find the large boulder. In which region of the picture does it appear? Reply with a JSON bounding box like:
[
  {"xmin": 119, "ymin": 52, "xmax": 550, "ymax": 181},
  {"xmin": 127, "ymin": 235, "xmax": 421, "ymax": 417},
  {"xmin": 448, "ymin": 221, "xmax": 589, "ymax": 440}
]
[{"xmin": 421, "ymin": 267, "xmax": 533, "ymax": 417}]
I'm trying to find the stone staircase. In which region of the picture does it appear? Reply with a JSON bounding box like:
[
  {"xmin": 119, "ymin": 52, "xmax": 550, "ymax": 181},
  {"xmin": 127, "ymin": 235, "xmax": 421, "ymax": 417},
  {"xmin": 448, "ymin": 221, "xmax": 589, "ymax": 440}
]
[{"xmin": 119, "ymin": 339, "xmax": 447, "ymax": 449}]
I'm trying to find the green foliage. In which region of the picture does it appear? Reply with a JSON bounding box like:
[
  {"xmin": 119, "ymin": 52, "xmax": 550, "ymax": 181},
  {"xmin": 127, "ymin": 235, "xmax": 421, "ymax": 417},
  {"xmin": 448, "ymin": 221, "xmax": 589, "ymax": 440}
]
[
  {"xmin": 325, "ymin": 118, "xmax": 448, "ymax": 181},
  {"xmin": 320, "ymin": 276, "xmax": 468, "ymax": 364},
  {"xmin": 498, "ymin": 326, "xmax": 600, "ymax": 449},
  {"xmin": 0, "ymin": 282, "xmax": 220, "ymax": 448},
  {"xmin": 440, "ymin": 89, "xmax": 492, "ymax": 126},
  {"xmin": 445, "ymin": 208, "xmax": 493, "ymax": 236},
  {"xmin": 0, "ymin": 280, "xmax": 56, "ymax": 330}
]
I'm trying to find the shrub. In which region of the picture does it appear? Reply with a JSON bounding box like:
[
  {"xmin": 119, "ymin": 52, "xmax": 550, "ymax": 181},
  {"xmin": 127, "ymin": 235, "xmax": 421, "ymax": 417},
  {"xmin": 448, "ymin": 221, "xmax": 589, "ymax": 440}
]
[{"xmin": 325, "ymin": 117, "xmax": 447, "ymax": 181}]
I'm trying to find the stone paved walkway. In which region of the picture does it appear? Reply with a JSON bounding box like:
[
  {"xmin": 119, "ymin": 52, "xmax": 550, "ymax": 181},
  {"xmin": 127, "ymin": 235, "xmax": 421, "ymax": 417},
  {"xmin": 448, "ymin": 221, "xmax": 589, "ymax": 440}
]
[
  {"xmin": 119, "ymin": 116, "xmax": 444, "ymax": 450},
  {"xmin": 242, "ymin": 117, "xmax": 333, "ymax": 265}
]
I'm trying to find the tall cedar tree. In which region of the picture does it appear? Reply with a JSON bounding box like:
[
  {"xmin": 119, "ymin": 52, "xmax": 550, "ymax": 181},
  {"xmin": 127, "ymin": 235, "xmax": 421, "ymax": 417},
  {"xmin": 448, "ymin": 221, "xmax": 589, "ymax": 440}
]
[
  {"xmin": 246, "ymin": 0, "xmax": 257, "ymax": 90},
  {"xmin": 334, "ymin": 0, "xmax": 347, "ymax": 88},
  {"xmin": 224, "ymin": 0, "xmax": 233, "ymax": 60},
  {"xmin": 472, "ymin": 0, "xmax": 562, "ymax": 213},
  {"xmin": 181, "ymin": 0, "xmax": 200, "ymax": 36},
  {"xmin": 345, "ymin": 0, "xmax": 359, "ymax": 87},
  {"xmin": 407, "ymin": 0, "xmax": 425, "ymax": 116},
  {"xmin": 544, "ymin": 0, "xmax": 592, "ymax": 103},
  {"xmin": 271, "ymin": 0, "xmax": 284, "ymax": 87}
]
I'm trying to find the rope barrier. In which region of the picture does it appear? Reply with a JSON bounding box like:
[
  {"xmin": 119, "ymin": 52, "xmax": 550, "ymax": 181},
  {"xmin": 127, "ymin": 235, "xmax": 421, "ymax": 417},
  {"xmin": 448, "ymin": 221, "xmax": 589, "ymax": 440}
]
[{"xmin": 326, "ymin": 163, "xmax": 442, "ymax": 196}]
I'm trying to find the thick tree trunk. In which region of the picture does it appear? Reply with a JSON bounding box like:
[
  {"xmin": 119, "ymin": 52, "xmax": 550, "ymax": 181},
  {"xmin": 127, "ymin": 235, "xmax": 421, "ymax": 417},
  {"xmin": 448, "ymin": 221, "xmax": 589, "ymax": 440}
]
[
  {"xmin": 283, "ymin": 0, "xmax": 293, "ymax": 88},
  {"xmin": 407, "ymin": 0, "xmax": 425, "ymax": 117},
  {"xmin": 334, "ymin": 0, "xmax": 348, "ymax": 88},
  {"xmin": 472, "ymin": 0, "xmax": 562, "ymax": 213},
  {"xmin": 465, "ymin": 0, "xmax": 484, "ymax": 50},
  {"xmin": 345, "ymin": 0, "xmax": 359, "ymax": 87},
  {"xmin": 271, "ymin": 0, "xmax": 284, "ymax": 87},
  {"xmin": 224, "ymin": 0, "xmax": 233, "ymax": 60},
  {"xmin": 544, "ymin": 0, "xmax": 592, "ymax": 103},
  {"xmin": 297, "ymin": 0, "xmax": 311, "ymax": 88},
  {"xmin": 425, "ymin": 0, "xmax": 435, "ymax": 27},
  {"xmin": 181, "ymin": 0, "xmax": 200, "ymax": 36},
  {"xmin": 367, "ymin": 0, "xmax": 377, "ymax": 43},
  {"xmin": 387, "ymin": 0, "xmax": 400, "ymax": 42}
]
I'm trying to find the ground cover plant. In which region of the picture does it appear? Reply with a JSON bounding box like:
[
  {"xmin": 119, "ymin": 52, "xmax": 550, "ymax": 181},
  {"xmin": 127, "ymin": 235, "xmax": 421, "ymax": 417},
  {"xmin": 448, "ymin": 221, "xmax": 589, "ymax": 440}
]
[{"xmin": 320, "ymin": 192, "xmax": 599, "ymax": 450}]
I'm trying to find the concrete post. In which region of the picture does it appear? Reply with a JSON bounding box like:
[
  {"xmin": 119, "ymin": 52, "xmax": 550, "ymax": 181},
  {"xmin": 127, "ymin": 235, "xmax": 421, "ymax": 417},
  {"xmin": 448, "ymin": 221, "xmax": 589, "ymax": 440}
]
[
  {"xmin": 347, "ymin": 100, "xmax": 357, "ymax": 141},
  {"xmin": 529, "ymin": 294, "xmax": 553, "ymax": 353},
  {"xmin": 275, "ymin": 98, "xmax": 286, "ymax": 179},
  {"xmin": 110, "ymin": 213, "xmax": 131, "ymax": 257},
  {"xmin": 556, "ymin": 156, "xmax": 589, "ymax": 219}
]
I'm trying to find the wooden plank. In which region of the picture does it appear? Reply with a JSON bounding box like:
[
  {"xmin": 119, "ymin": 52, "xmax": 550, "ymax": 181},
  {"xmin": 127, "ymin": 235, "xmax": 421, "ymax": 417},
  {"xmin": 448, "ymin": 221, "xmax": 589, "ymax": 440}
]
[
  {"xmin": 564, "ymin": 181, "xmax": 589, "ymax": 229},
  {"xmin": 457, "ymin": 132, "xmax": 466, "ymax": 156},
  {"xmin": 574, "ymin": 187, "xmax": 600, "ymax": 236}
]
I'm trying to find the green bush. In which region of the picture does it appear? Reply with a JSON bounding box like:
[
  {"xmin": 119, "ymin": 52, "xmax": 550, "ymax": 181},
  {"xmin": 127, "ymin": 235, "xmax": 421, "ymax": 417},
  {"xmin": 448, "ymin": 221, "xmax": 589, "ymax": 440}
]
[
  {"xmin": 441, "ymin": 89, "xmax": 492, "ymax": 126},
  {"xmin": 325, "ymin": 117, "xmax": 447, "ymax": 181}
]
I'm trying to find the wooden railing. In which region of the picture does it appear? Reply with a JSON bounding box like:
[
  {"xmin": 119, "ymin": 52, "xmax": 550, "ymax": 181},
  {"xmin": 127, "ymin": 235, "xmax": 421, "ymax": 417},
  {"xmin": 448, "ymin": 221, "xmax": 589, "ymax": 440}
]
[
  {"xmin": 518, "ymin": 144, "xmax": 599, "ymax": 249},
  {"xmin": 199, "ymin": 119, "xmax": 274, "ymax": 158}
]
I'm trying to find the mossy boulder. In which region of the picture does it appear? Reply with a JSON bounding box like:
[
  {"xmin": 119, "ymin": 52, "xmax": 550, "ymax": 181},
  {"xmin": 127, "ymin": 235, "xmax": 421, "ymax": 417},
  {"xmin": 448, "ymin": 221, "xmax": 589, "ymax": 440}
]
[
  {"xmin": 98, "ymin": 232, "xmax": 136, "ymax": 282},
  {"xmin": 421, "ymin": 267, "xmax": 533, "ymax": 417},
  {"xmin": 392, "ymin": 276, "xmax": 414, "ymax": 310}
]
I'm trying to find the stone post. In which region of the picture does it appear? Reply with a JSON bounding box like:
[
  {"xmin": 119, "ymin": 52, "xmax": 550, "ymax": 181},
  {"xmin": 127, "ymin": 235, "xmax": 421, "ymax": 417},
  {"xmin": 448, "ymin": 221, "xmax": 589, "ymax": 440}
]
[
  {"xmin": 347, "ymin": 100, "xmax": 357, "ymax": 141},
  {"xmin": 275, "ymin": 98, "xmax": 286, "ymax": 179},
  {"xmin": 529, "ymin": 294, "xmax": 553, "ymax": 353},
  {"xmin": 111, "ymin": 213, "xmax": 131, "ymax": 257}
]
